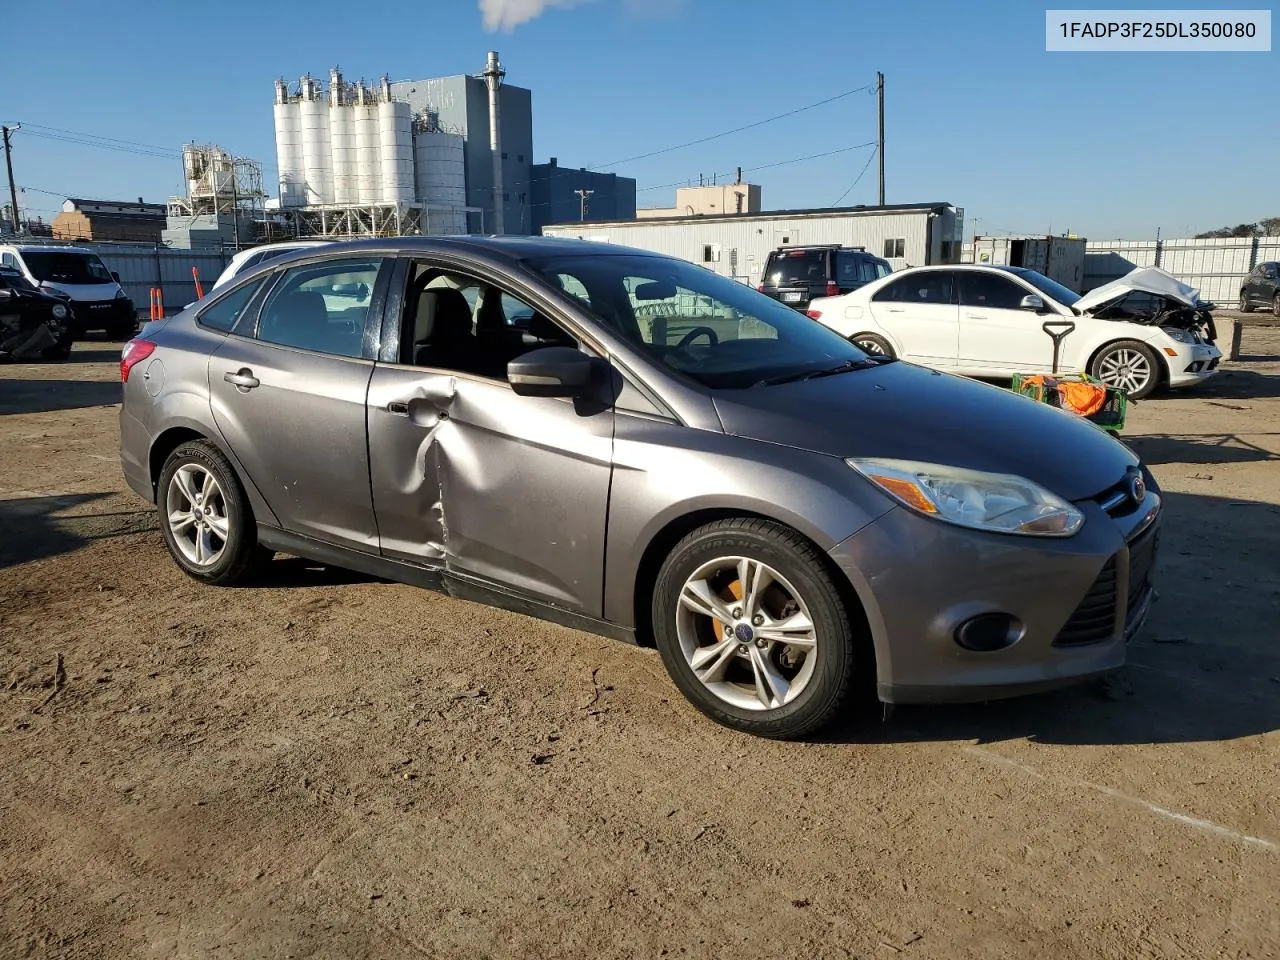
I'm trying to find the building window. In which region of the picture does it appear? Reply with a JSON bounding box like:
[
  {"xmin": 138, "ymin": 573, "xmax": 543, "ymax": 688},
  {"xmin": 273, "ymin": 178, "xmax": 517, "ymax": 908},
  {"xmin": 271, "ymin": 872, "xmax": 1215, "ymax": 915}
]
[
  {"xmin": 883, "ymin": 238, "xmax": 905, "ymax": 258},
  {"xmin": 501, "ymin": 152, "xmax": 508, "ymax": 160},
  {"xmin": 702, "ymin": 245, "xmax": 713, "ymax": 263}
]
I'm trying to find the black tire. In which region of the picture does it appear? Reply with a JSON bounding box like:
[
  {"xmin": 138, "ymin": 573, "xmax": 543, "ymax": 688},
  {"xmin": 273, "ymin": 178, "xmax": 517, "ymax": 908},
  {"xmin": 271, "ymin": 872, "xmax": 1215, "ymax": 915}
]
[
  {"xmin": 1090, "ymin": 339, "xmax": 1163, "ymax": 400},
  {"xmin": 651, "ymin": 518, "xmax": 859, "ymax": 740},
  {"xmin": 41, "ymin": 344, "xmax": 72, "ymax": 362},
  {"xmin": 1238, "ymin": 292, "xmax": 1252, "ymax": 313},
  {"xmin": 157, "ymin": 439, "xmax": 271, "ymax": 586},
  {"xmin": 850, "ymin": 332, "xmax": 896, "ymax": 358},
  {"xmin": 1273, "ymin": 294, "xmax": 1280, "ymax": 319}
]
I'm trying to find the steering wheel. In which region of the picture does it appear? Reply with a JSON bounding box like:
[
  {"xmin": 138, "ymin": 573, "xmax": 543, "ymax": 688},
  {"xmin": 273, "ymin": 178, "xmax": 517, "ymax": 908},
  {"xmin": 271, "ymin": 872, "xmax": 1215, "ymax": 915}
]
[{"xmin": 675, "ymin": 326, "xmax": 719, "ymax": 348}]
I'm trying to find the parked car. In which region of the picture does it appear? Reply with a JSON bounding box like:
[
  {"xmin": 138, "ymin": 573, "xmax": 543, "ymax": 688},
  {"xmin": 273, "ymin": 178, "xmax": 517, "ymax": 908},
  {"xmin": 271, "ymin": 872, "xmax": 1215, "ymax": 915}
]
[
  {"xmin": 805, "ymin": 264, "xmax": 1221, "ymax": 399},
  {"xmin": 0, "ymin": 244, "xmax": 135, "ymax": 339},
  {"xmin": 120, "ymin": 237, "xmax": 1160, "ymax": 739},
  {"xmin": 209, "ymin": 240, "xmax": 332, "ymax": 293},
  {"xmin": 757, "ymin": 244, "xmax": 891, "ymax": 311},
  {"xmin": 0, "ymin": 265, "xmax": 75, "ymax": 360},
  {"xmin": 1238, "ymin": 260, "xmax": 1280, "ymax": 316}
]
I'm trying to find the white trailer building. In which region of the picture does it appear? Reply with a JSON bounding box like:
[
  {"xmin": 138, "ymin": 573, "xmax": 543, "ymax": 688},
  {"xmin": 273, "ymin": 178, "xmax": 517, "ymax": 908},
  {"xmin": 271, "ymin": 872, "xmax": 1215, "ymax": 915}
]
[{"xmin": 541, "ymin": 202, "xmax": 964, "ymax": 286}]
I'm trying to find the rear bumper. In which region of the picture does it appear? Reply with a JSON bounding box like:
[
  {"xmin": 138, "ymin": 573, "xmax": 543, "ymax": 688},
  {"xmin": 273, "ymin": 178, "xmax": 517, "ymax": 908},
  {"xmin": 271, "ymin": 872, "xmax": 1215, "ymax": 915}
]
[
  {"xmin": 828, "ymin": 494, "xmax": 1161, "ymax": 706},
  {"xmin": 119, "ymin": 406, "xmax": 154, "ymax": 503}
]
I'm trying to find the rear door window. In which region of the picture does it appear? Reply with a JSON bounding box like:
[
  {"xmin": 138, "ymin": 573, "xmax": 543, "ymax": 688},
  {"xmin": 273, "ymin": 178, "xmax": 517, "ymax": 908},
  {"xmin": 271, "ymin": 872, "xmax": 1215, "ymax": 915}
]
[
  {"xmin": 957, "ymin": 272, "xmax": 1027, "ymax": 310},
  {"xmin": 764, "ymin": 250, "xmax": 827, "ymax": 286},
  {"xmin": 873, "ymin": 272, "xmax": 954, "ymax": 304},
  {"xmin": 253, "ymin": 259, "xmax": 382, "ymax": 358}
]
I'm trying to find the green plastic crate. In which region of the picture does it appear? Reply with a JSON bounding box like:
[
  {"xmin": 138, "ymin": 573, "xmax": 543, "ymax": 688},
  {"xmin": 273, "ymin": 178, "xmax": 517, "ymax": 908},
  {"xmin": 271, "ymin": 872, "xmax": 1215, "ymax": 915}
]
[{"xmin": 1010, "ymin": 372, "xmax": 1127, "ymax": 434}]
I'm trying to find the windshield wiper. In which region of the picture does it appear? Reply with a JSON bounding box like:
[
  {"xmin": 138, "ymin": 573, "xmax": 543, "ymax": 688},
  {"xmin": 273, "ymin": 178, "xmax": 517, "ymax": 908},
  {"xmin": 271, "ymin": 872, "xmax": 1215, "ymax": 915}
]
[{"xmin": 753, "ymin": 358, "xmax": 879, "ymax": 387}]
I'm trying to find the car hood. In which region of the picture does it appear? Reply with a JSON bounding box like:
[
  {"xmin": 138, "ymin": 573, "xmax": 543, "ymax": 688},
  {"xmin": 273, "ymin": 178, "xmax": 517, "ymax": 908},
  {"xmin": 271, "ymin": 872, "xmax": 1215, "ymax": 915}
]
[
  {"xmin": 712, "ymin": 361, "xmax": 1138, "ymax": 502},
  {"xmin": 1074, "ymin": 266, "xmax": 1203, "ymax": 315},
  {"xmin": 37, "ymin": 280, "xmax": 120, "ymax": 302}
]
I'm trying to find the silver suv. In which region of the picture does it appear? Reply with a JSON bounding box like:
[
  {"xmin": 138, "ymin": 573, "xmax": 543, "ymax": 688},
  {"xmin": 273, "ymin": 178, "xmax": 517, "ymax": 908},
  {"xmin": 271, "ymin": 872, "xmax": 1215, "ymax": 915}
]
[{"xmin": 119, "ymin": 237, "xmax": 1161, "ymax": 739}]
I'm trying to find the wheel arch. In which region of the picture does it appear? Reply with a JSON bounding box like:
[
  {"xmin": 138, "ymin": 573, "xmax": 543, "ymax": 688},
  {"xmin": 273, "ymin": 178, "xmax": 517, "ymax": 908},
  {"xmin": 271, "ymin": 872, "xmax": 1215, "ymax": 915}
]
[
  {"xmin": 148, "ymin": 422, "xmax": 279, "ymax": 526},
  {"xmin": 1086, "ymin": 335, "xmax": 1169, "ymax": 389},
  {"xmin": 629, "ymin": 507, "xmax": 874, "ymax": 669}
]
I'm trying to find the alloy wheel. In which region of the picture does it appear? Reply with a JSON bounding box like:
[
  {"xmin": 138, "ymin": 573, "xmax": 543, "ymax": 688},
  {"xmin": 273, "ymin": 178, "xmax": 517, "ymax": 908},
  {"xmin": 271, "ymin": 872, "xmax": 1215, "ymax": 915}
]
[
  {"xmin": 166, "ymin": 463, "xmax": 229, "ymax": 566},
  {"xmin": 1096, "ymin": 348, "xmax": 1153, "ymax": 395},
  {"xmin": 675, "ymin": 556, "xmax": 818, "ymax": 711},
  {"xmin": 854, "ymin": 336, "xmax": 885, "ymax": 355}
]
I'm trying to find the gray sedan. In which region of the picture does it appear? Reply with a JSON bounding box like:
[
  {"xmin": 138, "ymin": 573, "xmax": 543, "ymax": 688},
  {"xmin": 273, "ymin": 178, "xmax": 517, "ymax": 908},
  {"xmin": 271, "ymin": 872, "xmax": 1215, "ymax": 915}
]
[{"xmin": 119, "ymin": 236, "xmax": 1160, "ymax": 739}]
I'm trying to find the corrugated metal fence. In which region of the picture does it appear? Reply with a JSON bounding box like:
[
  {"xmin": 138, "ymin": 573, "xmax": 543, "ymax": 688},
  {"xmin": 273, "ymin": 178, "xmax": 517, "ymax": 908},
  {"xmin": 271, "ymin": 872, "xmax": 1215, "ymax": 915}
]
[
  {"xmin": 1083, "ymin": 236, "xmax": 1280, "ymax": 303},
  {"xmin": 91, "ymin": 244, "xmax": 233, "ymax": 316}
]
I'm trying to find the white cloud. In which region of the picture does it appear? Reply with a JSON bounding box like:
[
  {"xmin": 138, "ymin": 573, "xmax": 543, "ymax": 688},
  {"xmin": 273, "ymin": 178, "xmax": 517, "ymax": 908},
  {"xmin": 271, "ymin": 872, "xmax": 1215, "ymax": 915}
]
[{"xmin": 478, "ymin": 0, "xmax": 591, "ymax": 31}]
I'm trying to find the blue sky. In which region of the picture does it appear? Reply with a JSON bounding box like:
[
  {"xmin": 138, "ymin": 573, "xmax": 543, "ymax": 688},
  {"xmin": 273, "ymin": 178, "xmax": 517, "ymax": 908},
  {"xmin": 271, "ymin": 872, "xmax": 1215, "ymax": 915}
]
[{"xmin": 4, "ymin": 0, "xmax": 1275, "ymax": 238}]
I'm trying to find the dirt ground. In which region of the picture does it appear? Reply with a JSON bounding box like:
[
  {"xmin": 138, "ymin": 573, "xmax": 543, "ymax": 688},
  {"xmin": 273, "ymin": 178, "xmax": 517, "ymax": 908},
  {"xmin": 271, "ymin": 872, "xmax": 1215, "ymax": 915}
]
[{"xmin": 2, "ymin": 325, "xmax": 1278, "ymax": 960}]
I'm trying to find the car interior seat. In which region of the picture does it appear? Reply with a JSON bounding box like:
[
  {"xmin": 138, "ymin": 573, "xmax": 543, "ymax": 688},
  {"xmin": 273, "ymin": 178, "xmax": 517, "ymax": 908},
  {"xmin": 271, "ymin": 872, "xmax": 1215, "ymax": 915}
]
[{"xmin": 413, "ymin": 287, "xmax": 478, "ymax": 371}]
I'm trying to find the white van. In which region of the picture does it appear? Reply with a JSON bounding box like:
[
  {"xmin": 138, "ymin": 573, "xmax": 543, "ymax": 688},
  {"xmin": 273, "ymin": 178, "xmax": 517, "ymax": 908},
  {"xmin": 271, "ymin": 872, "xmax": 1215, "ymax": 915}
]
[{"xmin": 0, "ymin": 244, "xmax": 136, "ymax": 338}]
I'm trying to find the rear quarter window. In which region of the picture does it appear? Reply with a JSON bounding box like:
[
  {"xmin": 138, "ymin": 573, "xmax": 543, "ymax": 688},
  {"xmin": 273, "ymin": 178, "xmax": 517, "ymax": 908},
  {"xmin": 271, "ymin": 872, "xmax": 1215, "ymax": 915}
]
[{"xmin": 198, "ymin": 277, "xmax": 267, "ymax": 333}]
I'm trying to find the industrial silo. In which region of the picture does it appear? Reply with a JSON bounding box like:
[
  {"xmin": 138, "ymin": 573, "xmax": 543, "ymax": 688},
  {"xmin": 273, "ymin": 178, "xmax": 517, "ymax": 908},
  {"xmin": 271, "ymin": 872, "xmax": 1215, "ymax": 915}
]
[
  {"xmin": 354, "ymin": 82, "xmax": 381, "ymax": 204},
  {"xmin": 298, "ymin": 75, "xmax": 333, "ymax": 205},
  {"xmin": 377, "ymin": 76, "xmax": 414, "ymax": 206},
  {"xmin": 414, "ymin": 126, "xmax": 467, "ymax": 235},
  {"xmin": 328, "ymin": 68, "xmax": 357, "ymax": 205},
  {"xmin": 272, "ymin": 79, "xmax": 304, "ymax": 208}
]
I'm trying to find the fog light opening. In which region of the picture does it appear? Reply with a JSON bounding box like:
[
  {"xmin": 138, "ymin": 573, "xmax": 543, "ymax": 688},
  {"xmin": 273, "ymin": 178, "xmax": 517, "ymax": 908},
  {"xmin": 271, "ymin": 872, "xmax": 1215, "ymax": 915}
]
[{"xmin": 955, "ymin": 613, "xmax": 1022, "ymax": 652}]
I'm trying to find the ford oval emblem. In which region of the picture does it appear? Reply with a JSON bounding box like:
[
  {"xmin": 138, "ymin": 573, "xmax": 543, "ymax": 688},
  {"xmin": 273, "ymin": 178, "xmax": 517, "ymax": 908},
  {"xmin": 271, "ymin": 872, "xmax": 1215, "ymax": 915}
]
[{"xmin": 1130, "ymin": 472, "xmax": 1146, "ymax": 504}]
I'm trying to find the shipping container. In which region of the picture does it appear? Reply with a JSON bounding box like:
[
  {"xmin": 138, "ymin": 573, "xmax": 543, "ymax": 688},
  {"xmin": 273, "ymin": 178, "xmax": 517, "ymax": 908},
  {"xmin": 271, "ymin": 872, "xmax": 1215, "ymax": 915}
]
[{"xmin": 969, "ymin": 235, "xmax": 1087, "ymax": 292}]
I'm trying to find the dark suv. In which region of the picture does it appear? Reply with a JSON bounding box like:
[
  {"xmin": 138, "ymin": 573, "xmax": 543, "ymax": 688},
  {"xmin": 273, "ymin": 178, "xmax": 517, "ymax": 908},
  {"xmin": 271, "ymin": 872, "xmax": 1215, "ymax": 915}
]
[
  {"xmin": 1239, "ymin": 261, "xmax": 1280, "ymax": 316},
  {"xmin": 758, "ymin": 245, "xmax": 891, "ymax": 311}
]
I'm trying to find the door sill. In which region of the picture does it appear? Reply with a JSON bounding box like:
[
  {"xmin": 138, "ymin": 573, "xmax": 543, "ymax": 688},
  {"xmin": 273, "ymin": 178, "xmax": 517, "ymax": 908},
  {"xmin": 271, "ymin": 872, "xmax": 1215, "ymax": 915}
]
[{"xmin": 256, "ymin": 525, "xmax": 636, "ymax": 645}]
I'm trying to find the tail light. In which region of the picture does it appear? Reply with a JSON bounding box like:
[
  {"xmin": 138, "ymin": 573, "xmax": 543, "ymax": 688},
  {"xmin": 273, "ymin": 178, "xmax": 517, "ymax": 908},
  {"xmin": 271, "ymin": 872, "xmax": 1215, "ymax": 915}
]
[
  {"xmin": 825, "ymin": 281, "xmax": 839, "ymax": 297},
  {"xmin": 121, "ymin": 338, "xmax": 156, "ymax": 382},
  {"xmin": 806, "ymin": 310, "xmax": 823, "ymax": 320},
  {"xmin": 756, "ymin": 283, "xmax": 765, "ymax": 293}
]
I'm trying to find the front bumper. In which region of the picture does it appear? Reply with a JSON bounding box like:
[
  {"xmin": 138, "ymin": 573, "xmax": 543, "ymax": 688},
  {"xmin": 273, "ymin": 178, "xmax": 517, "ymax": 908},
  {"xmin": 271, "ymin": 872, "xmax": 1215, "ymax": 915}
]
[
  {"xmin": 70, "ymin": 297, "xmax": 135, "ymax": 332},
  {"xmin": 828, "ymin": 490, "xmax": 1161, "ymax": 705},
  {"xmin": 1166, "ymin": 342, "xmax": 1222, "ymax": 389}
]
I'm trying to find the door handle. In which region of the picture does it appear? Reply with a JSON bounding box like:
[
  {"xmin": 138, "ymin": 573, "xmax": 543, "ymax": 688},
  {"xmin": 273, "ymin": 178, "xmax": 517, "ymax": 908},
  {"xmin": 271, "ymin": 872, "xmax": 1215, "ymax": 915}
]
[
  {"xmin": 964, "ymin": 312, "xmax": 988, "ymax": 319},
  {"xmin": 388, "ymin": 398, "xmax": 449, "ymax": 423},
  {"xmin": 885, "ymin": 307, "xmax": 905, "ymax": 313},
  {"xmin": 223, "ymin": 369, "xmax": 259, "ymax": 390},
  {"xmin": 387, "ymin": 400, "xmax": 410, "ymax": 416}
]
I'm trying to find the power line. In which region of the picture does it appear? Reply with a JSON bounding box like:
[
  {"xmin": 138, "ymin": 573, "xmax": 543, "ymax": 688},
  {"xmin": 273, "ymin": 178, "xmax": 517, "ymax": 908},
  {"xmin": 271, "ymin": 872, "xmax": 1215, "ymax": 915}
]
[
  {"xmin": 11, "ymin": 122, "xmax": 181, "ymax": 156},
  {"xmin": 829, "ymin": 146, "xmax": 878, "ymax": 206},
  {"xmin": 595, "ymin": 82, "xmax": 876, "ymax": 169},
  {"xmin": 637, "ymin": 141, "xmax": 877, "ymax": 194}
]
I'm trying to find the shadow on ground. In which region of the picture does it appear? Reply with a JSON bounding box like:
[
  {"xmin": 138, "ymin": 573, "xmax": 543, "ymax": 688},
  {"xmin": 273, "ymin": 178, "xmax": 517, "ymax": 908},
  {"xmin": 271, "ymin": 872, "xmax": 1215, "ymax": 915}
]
[
  {"xmin": 818, "ymin": 488, "xmax": 1280, "ymax": 748},
  {"xmin": 1125, "ymin": 431, "xmax": 1280, "ymax": 466},
  {"xmin": 0, "ymin": 379, "xmax": 122, "ymax": 415},
  {"xmin": 0, "ymin": 494, "xmax": 158, "ymax": 568},
  {"xmin": 245, "ymin": 556, "xmax": 381, "ymax": 589}
]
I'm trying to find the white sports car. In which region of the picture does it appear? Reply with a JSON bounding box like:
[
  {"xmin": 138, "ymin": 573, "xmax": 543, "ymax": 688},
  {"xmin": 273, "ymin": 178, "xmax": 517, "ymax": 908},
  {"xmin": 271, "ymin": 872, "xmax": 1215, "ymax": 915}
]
[{"xmin": 804, "ymin": 264, "xmax": 1222, "ymax": 398}]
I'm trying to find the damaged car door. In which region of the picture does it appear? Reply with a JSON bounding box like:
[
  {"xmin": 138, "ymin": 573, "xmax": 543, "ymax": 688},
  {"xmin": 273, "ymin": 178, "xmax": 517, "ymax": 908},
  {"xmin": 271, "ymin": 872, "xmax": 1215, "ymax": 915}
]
[{"xmin": 366, "ymin": 261, "xmax": 614, "ymax": 616}]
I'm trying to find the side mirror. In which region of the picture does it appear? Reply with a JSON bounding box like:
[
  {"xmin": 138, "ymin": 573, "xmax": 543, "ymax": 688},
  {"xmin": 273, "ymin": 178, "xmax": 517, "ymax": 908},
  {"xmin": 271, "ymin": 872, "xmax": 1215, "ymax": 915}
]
[
  {"xmin": 111, "ymin": 271, "xmax": 121, "ymax": 283},
  {"xmin": 1019, "ymin": 293, "xmax": 1045, "ymax": 311},
  {"xmin": 508, "ymin": 346, "xmax": 598, "ymax": 398}
]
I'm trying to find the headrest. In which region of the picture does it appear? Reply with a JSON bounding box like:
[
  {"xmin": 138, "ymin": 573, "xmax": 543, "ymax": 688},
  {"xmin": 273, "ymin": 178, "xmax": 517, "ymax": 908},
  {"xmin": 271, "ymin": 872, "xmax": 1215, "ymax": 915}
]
[{"xmin": 414, "ymin": 287, "xmax": 473, "ymax": 347}]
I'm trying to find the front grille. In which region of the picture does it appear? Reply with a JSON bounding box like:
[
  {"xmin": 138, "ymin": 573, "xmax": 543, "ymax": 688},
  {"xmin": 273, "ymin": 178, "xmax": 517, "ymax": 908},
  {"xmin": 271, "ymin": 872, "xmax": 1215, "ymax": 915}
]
[{"xmin": 1055, "ymin": 521, "xmax": 1159, "ymax": 648}]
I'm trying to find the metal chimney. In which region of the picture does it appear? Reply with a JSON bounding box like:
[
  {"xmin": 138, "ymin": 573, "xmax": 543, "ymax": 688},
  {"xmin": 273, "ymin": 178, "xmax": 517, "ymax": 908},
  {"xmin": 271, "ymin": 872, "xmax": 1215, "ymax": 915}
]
[{"xmin": 483, "ymin": 51, "xmax": 506, "ymax": 235}]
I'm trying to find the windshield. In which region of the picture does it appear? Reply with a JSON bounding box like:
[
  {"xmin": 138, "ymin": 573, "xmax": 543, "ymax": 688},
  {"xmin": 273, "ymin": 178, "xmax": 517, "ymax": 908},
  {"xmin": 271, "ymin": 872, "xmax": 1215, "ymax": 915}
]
[
  {"xmin": 527, "ymin": 253, "xmax": 871, "ymax": 389},
  {"xmin": 22, "ymin": 252, "xmax": 114, "ymax": 285},
  {"xmin": 1002, "ymin": 267, "xmax": 1081, "ymax": 307}
]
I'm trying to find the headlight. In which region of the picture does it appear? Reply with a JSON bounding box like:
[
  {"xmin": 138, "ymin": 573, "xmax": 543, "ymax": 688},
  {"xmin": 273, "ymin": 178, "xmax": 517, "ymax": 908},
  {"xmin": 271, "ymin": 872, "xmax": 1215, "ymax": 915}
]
[
  {"xmin": 114, "ymin": 288, "xmax": 128, "ymax": 300},
  {"xmin": 1161, "ymin": 326, "xmax": 1193, "ymax": 344},
  {"xmin": 847, "ymin": 458, "xmax": 1085, "ymax": 537},
  {"xmin": 51, "ymin": 303, "xmax": 68, "ymax": 319}
]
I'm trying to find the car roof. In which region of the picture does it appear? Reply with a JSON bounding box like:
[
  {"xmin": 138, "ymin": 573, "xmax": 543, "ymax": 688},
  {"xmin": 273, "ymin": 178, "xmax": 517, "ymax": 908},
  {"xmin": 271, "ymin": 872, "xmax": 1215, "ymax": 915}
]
[
  {"xmin": 0, "ymin": 244, "xmax": 95, "ymax": 254},
  {"xmin": 261, "ymin": 234, "xmax": 679, "ymax": 263}
]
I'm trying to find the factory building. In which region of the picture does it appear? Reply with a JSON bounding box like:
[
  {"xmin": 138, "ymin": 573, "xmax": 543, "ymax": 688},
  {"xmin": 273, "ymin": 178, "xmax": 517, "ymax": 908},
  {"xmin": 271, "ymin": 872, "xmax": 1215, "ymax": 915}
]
[
  {"xmin": 529, "ymin": 159, "xmax": 636, "ymax": 232},
  {"xmin": 52, "ymin": 198, "xmax": 167, "ymax": 243},
  {"xmin": 543, "ymin": 202, "xmax": 965, "ymax": 286},
  {"xmin": 637, "ymin": 181, "xmax": 762, "ymax": 219}
]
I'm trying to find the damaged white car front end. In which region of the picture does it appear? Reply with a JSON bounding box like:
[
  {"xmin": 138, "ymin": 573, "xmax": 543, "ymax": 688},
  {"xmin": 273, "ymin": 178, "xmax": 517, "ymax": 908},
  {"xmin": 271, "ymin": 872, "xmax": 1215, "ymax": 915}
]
[{"xmin": 1077, "ymin": 267, "xmax": 1223, "ymax": 391}]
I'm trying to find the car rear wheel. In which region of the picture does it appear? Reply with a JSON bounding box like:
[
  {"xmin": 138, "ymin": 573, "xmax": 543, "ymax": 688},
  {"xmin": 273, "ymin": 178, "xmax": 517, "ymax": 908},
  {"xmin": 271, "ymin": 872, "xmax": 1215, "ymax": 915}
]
[
  {"xmin": 1238, "ymin": 292, "xmax": 1252, "ymax": 313},
  {"xmin": 157, "ymin": 440, "xmax": 272, "ymax": 585},
  {"xmin": 1091, "ymin": 340, "xmax": 1161, "ymax": 399},
  {"xmin": 1273, "ymin": 294, "xmax": 1280, "ymax": 318},
  {"xmin": 652, "ymin": 518, "xmax": 858, "ymax": 739},
  {"xmin": 850, "ymin": 333, "xmax": 895, "ymax": 358}
]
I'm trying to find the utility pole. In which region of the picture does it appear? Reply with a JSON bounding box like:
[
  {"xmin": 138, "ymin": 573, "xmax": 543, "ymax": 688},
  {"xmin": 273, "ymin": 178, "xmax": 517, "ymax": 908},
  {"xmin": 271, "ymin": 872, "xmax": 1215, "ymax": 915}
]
[
  {"xmin": 575, "ymin": 188, "xmax": 594, "ymax": 221},
  {"xmin": 876, "ymin": 72, "xmax": 885, "ymax": 207},
  {"xmin": 3, "ymin": 126, "xmax": 21, "ymax": 236}
]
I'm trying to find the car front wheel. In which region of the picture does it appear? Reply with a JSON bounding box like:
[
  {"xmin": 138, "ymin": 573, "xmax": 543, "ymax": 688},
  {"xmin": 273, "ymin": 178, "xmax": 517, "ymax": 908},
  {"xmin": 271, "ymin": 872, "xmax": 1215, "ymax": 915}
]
[
  {"xmin": 157, "ymin": 440, "xmax": 271, "ymax": 585},
  {"xmin": 652, "ymin": 518, "xmax": 859, "ymax": 739},
  {"xmin": 1273, "ymin": 294, "xmax": 1280, "ymax": 318},
  {"xmin": 1091, "ymin": 340, "xmax": 1161, "ymax": 399},
  {"xmin": 1238, "ymin": 292, "xmax": 1252, "ymax": 313},
  {"xmin": 851, "ymin": 332, "xmax": 895, "ymax": 358}
]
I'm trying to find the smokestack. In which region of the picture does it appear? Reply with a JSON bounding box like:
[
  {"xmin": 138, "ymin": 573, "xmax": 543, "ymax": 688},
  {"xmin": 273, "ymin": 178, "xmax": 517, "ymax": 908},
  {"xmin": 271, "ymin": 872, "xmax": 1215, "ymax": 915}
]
[{"xmin": 483, "ymin": 51, "xmax": 506, "ymax": 235}]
